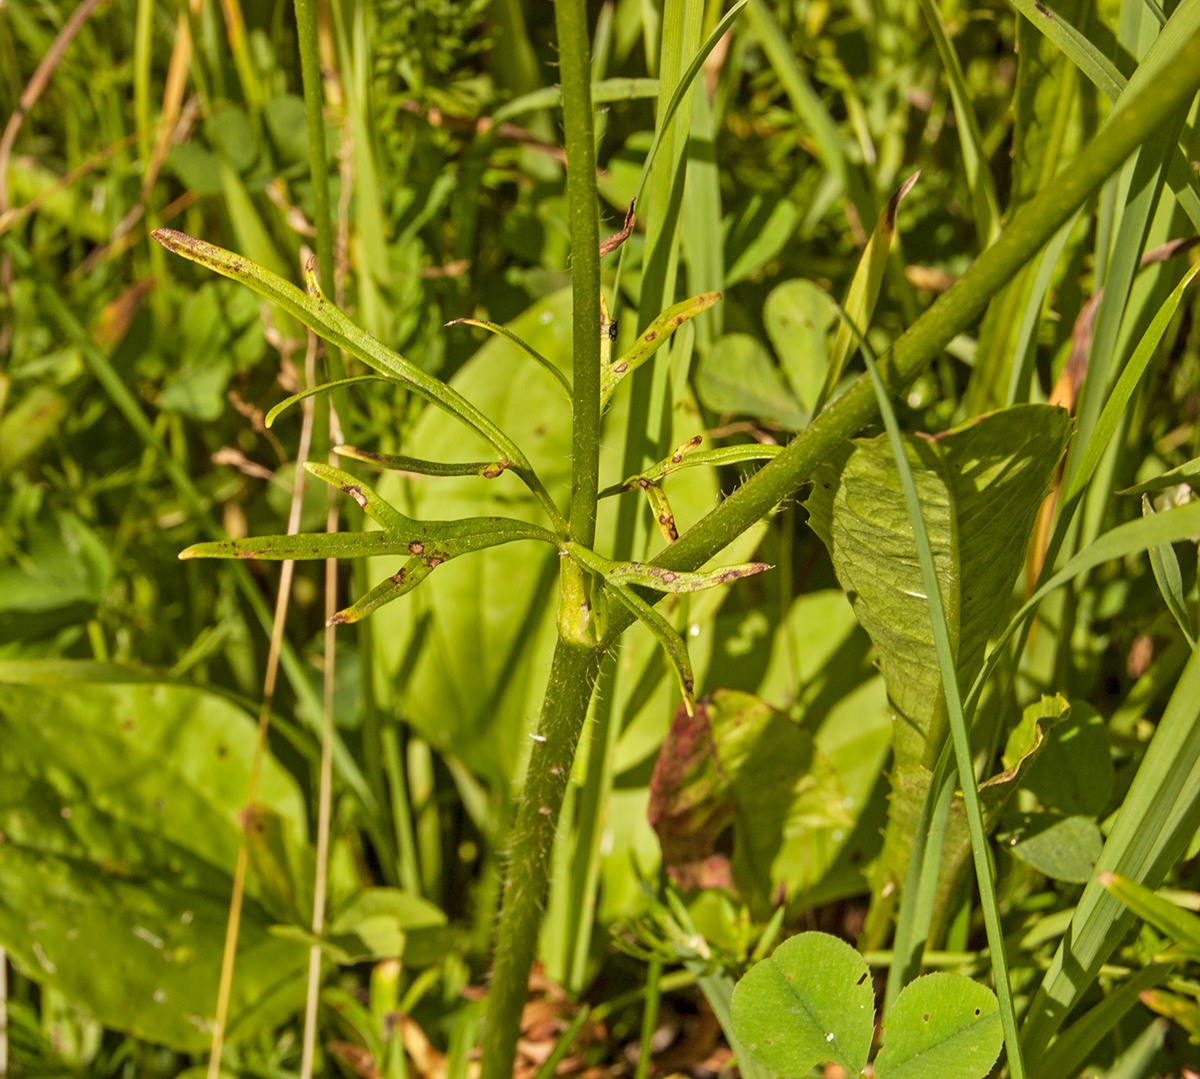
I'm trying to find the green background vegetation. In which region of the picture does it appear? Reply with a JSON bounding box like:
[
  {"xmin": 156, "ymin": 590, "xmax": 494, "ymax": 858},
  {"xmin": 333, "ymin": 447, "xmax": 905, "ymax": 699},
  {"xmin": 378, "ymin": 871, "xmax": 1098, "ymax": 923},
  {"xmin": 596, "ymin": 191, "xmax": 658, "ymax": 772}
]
[{"xmin": 2, "ymin": 0, "xmax": 1200, "ymax": 1076}]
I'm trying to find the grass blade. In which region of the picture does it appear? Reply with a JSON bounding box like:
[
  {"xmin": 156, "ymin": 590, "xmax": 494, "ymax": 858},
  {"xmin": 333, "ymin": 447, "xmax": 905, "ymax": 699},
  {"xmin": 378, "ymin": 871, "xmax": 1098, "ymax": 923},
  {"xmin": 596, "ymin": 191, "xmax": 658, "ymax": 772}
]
[
  {"xmin": 838, "ymin": 307, "xmax": 1027, "ymax": 1078},
  {"xmin": 815, "ymin": 174, "xmax": 919, "ymax": 413},
  {"xmin": 914, "ymin": 0, "xmax": 1000, "ymax": 244},
  {"xmin": 1143, "ymin": 496, "xmax": 1197, "ymax": 646},
  {"xmin": 1021, "ymin": 645, "xmax": 1200, "ymax": 1065}
]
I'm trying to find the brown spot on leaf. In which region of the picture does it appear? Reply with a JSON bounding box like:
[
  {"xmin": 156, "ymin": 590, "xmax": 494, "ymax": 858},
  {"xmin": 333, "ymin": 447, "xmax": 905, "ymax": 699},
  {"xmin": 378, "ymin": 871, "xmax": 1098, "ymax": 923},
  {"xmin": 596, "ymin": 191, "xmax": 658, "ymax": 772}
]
[{"xmin": 408, "ymin": 542, "xmax": 425, "ymax": 556}]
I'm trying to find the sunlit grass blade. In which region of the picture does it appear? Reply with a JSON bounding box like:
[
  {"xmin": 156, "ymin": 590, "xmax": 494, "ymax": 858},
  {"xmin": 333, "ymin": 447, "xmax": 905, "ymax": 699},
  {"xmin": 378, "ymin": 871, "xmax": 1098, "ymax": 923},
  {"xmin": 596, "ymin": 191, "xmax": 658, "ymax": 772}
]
[
  {"xmin": 446, "ymin": 317, "xmax": 572, "ymax": 398},
  {"xmin": 1100, "ymin": 873, "xmax": 1200, "ymax": 954},
  {"xmin": 334, "ymin": 445, "xmax": 510, "ymax": 479},
  {"xmin": 610, "ymin": 0, "xmax": 750, "ymax": 305},
  {"xmin": 1009, "ymin": 0, "xmax": 1200, "ymax": 229},
  {"xmin": 600, "ymin": 292, "xmax": 721, "ymax": 406},
  {"xmin": 1119, "ymin": 456, "xmax": 1200, "ymax": 496},
  {"xmin": 1063, "ymin": 260, "xmax": 1200, "ymax": 503},
  {"xmin": 1036, "ymin": 964, "xmax": 1172, "ymax": 1079},
  {"xmin": 264, "ymin": 376, "xmax": 399, "ymax": 428},
  {"xmin": 1021, "ymin": 647, "xmax": 1200, "ymax": 1066},
  {"xmin": 152, "ymin": 230, "xmax": 566, "ymax": 531},
  {"xmin": 1142, "ymin": 496, "xmax": 1197, "ymax": 647},
  {"xmin": 744, "ymin": 0, "xmax": 872, "ymax": 224},
  {"xmin": 1005, "ymin": 216, "xmax": 1079, "ymax": 406},
  {"xmin": 815, "ymin": 174, "xmax": 920, "ymax": 413},
  {"xmin": 966, "ymin": 501, "xmax": 1200, "ymax": 720},
  {"xmin": 1007, "ymin": 0, "xmax": 1123, "ymax": 101},
  {"xmin": 605, "ymin": 580, "xmax": 696, "ymax": 715},
  {"xmin": 914, "ymin": 0, "xmax": 999, "ymax": 245},
  {"xmin": 842, "ymin": 307, "xmax": 1027, "ymax": 1079},
  {"xmin": 623, "ymin": 0, "xmax": 749, "ymax": 217}
]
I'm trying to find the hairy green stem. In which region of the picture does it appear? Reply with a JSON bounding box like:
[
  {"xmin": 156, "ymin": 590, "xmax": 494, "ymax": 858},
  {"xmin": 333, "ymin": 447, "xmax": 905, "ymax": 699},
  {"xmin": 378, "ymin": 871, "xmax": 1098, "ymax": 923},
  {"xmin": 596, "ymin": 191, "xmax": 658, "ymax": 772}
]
[
  {"xmin": 480, "ymin": 640, "xmax": 603, "ymax": 1079},
  {"xmin": 480, "ymin": 3, "xmax": 604, "ymax": 1074},
  {"xmin": 557, "ymin": 0, "xmax": 602, "ymax": 548}
]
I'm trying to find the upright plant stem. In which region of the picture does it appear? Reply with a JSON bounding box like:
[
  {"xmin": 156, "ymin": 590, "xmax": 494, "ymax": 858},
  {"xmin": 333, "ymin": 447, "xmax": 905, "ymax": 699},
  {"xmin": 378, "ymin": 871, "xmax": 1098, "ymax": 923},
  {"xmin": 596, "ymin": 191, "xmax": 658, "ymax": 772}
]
[
  {"xmin": 481, "ymin": 4, "xmax": 604, "ymax": 1076},
  {"xmin": 481, "ymin": 641, "xmax": 604, "ymax": 1079},
  {"xmin": 558, "ymin": 0, "xmax": 602, "ymax": 546}
]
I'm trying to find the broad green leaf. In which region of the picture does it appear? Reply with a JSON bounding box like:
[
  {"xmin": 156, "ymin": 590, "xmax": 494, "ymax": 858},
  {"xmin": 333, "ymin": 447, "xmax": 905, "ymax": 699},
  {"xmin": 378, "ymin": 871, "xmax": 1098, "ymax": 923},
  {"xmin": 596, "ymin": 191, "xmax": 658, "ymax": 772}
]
[
  {"xmin": 649, "ymin": 691, "xmax": 853, "ymax": 911},
  {"xmin": 696, "ymin": 333, "xmax": 807, "ymax": 429},
  {"xmin": 310, "ymin": 887, "xmax": 452, "ymax": 965},
  {"xmin": 730, "ymin": 931, "xmax": 874, "ymax": 1077},
  {"xmin": 1100, "ymin": 873, "xmax": 1200, "ymax": 956},
  {"xmin": 805, "ymin": 404, "xmax": 1071, "ymax": 758},
  {"xmin": 764, "ymin": 279, "xmax": 835, "ymax": 415},
  {"xmin": 816, "ymin": 173, "xmax": 919, "ymax": 412},
  {"xmin": 723, "ymin": 194, "xmax": 799, "ymax": 287},
  {"xmin": 0, "ymin": 510, "xmax": 111, "ymax": 616},
  {"xmin": 0, "ymin": 680, "xmax": 310, "ymax": 1050},
  {"xmin": 1002, "ymin": 813, "xmax": 1104, "ymax": 883},
  {"xmin": 875, "ymin": 973, "xmax": 1002, "ymax": 1079},
  {"xmin": 601, "ymin": 292, "xmax": 721, "ymax": 407}
]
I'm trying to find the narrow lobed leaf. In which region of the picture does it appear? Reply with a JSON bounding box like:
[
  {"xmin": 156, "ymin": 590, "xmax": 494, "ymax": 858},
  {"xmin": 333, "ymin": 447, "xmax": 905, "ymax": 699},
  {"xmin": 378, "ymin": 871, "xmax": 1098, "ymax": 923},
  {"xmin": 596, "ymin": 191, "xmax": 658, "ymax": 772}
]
[
  {"xmin": 334, "ymin": 445, "xmax": 510, "ymax": 479},
  {"xmin": 264, "ymin": 376, "xmax": 399, "ymax": 428},
  {"xmin": 600, "ymin": 292, "xmax": 721, "ymax": 406}
]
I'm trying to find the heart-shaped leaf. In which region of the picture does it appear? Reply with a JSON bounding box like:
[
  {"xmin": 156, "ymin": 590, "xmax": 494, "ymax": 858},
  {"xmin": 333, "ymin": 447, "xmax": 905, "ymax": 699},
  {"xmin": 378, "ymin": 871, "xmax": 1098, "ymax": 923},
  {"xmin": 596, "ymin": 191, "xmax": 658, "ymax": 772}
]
[
  {"xmin": 730, "ymin": 932, "xmax": 874, "ymax": 1077},
  {"xmin": 874, "ymin": 972, "xmax": 1001, "ymax": 1079}
]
